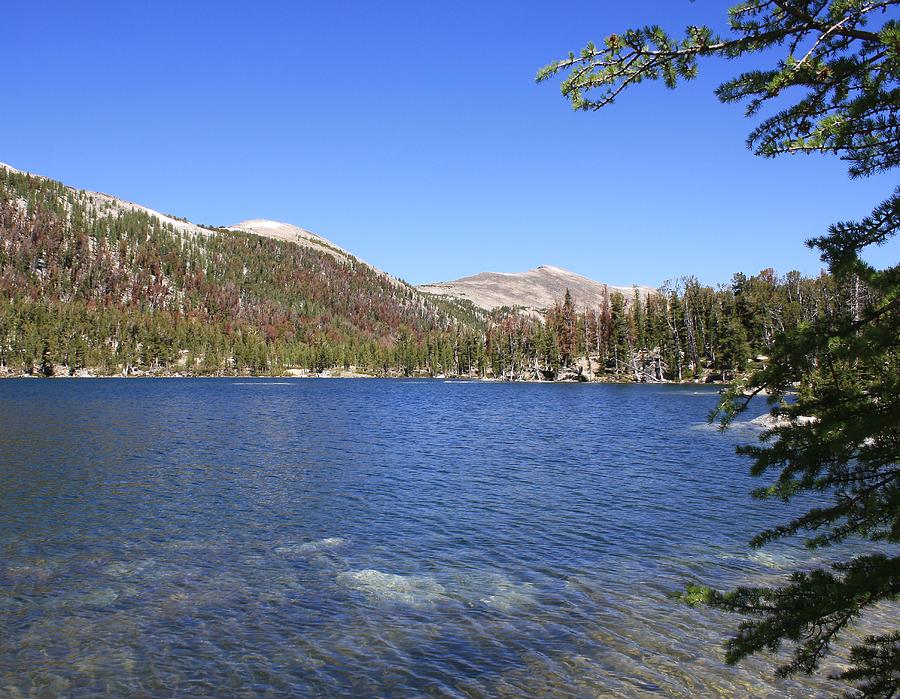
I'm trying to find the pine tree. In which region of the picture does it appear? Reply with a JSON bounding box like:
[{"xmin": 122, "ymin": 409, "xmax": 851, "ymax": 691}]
[
  {"xmin": 39, "ymin": 339, "xmax": 54, "ymax": 377},
  {"xmin": 608, "ymin": 292, "xmax": 629, "ymax": 375},
  {"xmin": 719, "ymin": 313, "xmax": 751, "ymax": 380},
  {"xmin": 559, "ymin": 288, "xmax": 577, "ymax": 366},
  {"xmin": 540, "ymin": 2, "xmax": 900, "ymax": 692}
]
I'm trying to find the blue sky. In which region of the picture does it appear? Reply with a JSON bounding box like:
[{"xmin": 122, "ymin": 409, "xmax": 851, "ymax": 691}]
[{"xmin": 4, "ymin": 1, "xmax": 895, "ymax": 287}]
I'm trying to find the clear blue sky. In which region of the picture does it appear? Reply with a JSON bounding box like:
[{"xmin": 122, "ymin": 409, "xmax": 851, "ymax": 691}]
[{"xmin": 4, "ymin": 1, "xmax": 895, "ymax": 287}]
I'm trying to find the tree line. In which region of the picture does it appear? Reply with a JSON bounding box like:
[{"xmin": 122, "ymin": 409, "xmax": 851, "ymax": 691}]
[
  {"xmin": 0, "ymin": 165, "xmax": 865, "ymax": 380},
  {"xmin": 479, "ymin": 269, "xmax": 865, "ymax": 382}
]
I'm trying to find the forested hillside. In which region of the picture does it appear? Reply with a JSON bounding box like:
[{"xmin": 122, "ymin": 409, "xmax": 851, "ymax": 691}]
[
  {"xmin": 0, "ymin": 165, "xmax": 480, "ymax": 376},
  {"xmin": 0, "ymin": 164, "xmax": 869, "ymax": 380}
]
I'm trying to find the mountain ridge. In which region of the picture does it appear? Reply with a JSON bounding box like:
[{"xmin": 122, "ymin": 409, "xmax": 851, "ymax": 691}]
[
  {"xmin": 2, "ymin": 161, "xmax": 649, "ymax": 311},
  {"xmin": 0, "ymin": 160, "xmax": 474, "ymax": 376},
  {"xmin": 0, "ymin": 159, "xmax": 833, "ymax": 384},
  {"xmin": 419, "ymin": 265, "xmax": 655, "ymax": 312},
  {"xmin": 0, "ymin": 162, "xmax": 400, "ymax": 285}
]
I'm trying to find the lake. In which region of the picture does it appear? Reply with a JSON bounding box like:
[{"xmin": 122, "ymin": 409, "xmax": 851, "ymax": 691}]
[{"xmin": 0, "ymin": 379, "xmax": 855, "ymax": 696}]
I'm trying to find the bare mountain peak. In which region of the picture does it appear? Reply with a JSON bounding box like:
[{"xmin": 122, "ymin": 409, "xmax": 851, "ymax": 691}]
[
  {"xmin": 231, "ymin": 219, "xmax": 313, "ymax": 235},
  {"xmin": 228, "ymin": 219, "xmax": 340, "ymax": 249},
  {"xmin": 227, "ymin": 220, "xmax": 400, "ymax": 286},
  {"xmin": 418, "ymin": 265, "xmax": 654, "ymax": 312},
  {"xmin": 234, "ymin": 218, "xmax": 293, "ymax": 229}
]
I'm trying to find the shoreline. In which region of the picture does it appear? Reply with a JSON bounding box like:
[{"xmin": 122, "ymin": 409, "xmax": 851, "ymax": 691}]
[{"xmin": 0, "ymin": 370, "xmax": 730, "ymax": 386}]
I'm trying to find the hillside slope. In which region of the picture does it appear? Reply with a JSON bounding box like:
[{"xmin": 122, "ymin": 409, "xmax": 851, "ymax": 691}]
[
  {"xmin": 0, "ymin": 163, "xmax": 841, "ymax": 384},
  {"xmin": 0, "ymin": 162, "xmax": 475, "ymax": 375},
  {"xmin": 0, "ymin": 162, "xmax": 398, "ymax": 280},
  {"xmin": 419, "ymin": 265, "xmax": 654, "ymax": 311}
]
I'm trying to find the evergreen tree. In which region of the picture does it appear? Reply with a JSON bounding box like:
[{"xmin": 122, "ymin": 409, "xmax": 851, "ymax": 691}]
[
  {"xmin": 558, "ymin": 288, "xmax": 577, "ymax": 366},
  {"xmin": 540, "ymin": 2, "xmax": 900, "ymax": 693},
  {"xmin": 39, "ymin": 339, "xmax": 53, "ymax": 377},
  {"xmin": 719, "ymin": 313, "xmax": 751, "ymax": 379},
  {"xmin": 608, "ymin": 292, "xmax": 629, "ymax": 375}
]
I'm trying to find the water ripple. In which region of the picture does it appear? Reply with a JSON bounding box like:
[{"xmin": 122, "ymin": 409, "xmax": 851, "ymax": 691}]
[{"xmin": 0, "ymin": 379, "xmax": 874, "ymax": 696}]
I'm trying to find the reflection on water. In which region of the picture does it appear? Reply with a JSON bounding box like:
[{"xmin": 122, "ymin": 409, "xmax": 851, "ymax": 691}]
[{"xmin": 0, "ymin": 379, "xmax": 875, "ymax": 696}]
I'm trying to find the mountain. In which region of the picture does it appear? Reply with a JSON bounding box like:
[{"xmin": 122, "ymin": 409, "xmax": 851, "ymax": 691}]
[
  {"xmin": 0, "ymin": 162, "xmax": 215, "ymax": 238},
  {"xmin": 228, "ymin": 219, "xmax": 353, "ymax": 258},
  {"xmin": 0, "ymin": 161, "xmax": 836, "ymax": 384},
  {"xmin": 418, "ymin": 265, "xmax": 655, "ymax": 312},
  {"xmin": 0, "ymin": 161, "xmax": 395, "ymax": 281},
  {"xmin": 0, "ymin": 161, "xmax": 476, "ymax": 376}
]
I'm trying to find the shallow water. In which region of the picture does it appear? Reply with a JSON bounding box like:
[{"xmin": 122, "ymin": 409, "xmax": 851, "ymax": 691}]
[{"xmin": 0, "ymin": 378, "xmax": 868, "ymax": 696}]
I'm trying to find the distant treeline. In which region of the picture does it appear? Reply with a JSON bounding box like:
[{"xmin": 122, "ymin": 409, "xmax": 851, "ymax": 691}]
[
  {"xmin": 479, "ymin": 270, "xmax": 866, "ymax": 382},
  {"xmin": 0, "ymin": 167, "xmax": 871, "ymax": 380}
]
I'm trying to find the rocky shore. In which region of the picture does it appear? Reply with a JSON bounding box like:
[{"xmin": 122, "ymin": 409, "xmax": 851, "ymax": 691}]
[{"xmin": 0, "ymin": 363, "xmax": 727, "ymax": 384}]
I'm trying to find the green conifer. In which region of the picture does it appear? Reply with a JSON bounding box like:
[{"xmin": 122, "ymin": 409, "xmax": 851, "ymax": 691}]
[{"xmin": 540, "ymin": 2, "xmax": 900, "ymax": 692}]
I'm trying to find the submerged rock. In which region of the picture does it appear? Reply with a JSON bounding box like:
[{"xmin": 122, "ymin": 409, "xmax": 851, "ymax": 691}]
[
  {"xmin": 275, "ymin": 537, "xmax": 347, "ymax": 557},
  {"xmin": 101, "ymin": 559, "xmax": 156, "ymax": 578},
  {"xmin": 478, "ymin": 579, "xmax": 536, "ymax": 611},
  {"xmin": 337, "ymin": 569, "xmax": 446, "ymax": 606},
  {"xmin": 299, "ymin": 537, "xmax": 346, "ymax": 553},
  {"xmin": 54, "ymin": 587, "xmax": 120, "ymax": 608}
]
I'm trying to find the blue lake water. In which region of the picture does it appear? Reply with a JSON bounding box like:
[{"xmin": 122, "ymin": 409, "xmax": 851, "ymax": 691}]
[{"xmin": 0, "ymin": 379, "xmax": 861, "ymax": 696}]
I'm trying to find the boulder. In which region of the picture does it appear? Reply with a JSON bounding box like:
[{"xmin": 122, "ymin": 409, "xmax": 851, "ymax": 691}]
[
  {"xmin": 557, "ymin": 365, "xmax": 588, "ymax": 382},
  {"xmin": 750, "ymin": 413, "xmax": 817, "ymax": 429}
]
